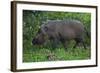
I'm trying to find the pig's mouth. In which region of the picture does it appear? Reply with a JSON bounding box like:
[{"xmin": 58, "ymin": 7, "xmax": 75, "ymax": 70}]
[{"xmin": 32, "ymin": 39, "xmax": 44, "ymax": 45}]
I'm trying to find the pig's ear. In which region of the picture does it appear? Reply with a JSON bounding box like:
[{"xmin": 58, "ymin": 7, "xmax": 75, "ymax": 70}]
[{"xmin": 44, "ymin": 26, "xmax": 48, "ymax": 31}]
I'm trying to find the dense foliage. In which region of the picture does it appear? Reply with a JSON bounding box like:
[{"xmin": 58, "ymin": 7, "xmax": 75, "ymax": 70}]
[{"xmin": 23, "ymin": 10, "xmax": 91, "ymax": 62}]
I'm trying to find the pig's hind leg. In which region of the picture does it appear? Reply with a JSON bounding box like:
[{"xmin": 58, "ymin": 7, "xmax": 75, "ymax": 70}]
[{"xmin": 73, "ymin": 37, "xmax": 87, "ymax": 49}]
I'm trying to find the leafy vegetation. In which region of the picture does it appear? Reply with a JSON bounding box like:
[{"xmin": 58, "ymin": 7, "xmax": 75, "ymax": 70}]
[{"xmin": 23, "ymin": 10, "xmax": 91, "ymax": 62}]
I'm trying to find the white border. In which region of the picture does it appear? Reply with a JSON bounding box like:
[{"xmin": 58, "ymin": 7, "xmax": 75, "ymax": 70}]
[{"xmin": 17, "ymin": 3, "xmax": 96, "ymax": 69}]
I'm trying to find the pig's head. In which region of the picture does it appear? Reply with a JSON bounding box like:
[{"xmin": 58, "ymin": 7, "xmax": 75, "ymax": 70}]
[{"xmin": 32, "ymin": 25, "xmax": 48, "ymax": 45}]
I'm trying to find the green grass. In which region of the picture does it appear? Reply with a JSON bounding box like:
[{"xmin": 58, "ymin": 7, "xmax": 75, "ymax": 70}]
[{"xmin": 23, "ymin": 47, "xmax": 91, "ymax": 62}]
